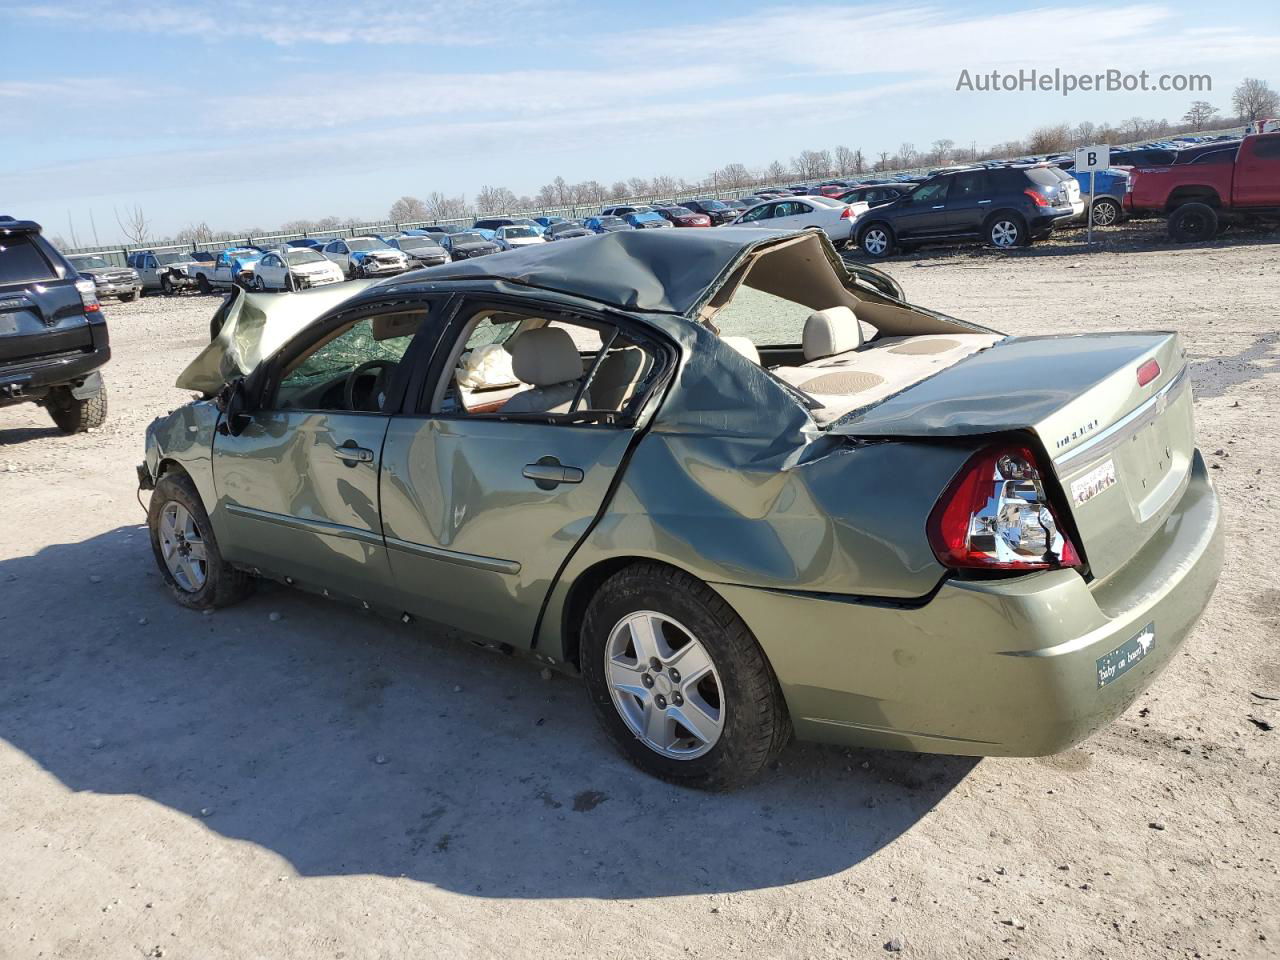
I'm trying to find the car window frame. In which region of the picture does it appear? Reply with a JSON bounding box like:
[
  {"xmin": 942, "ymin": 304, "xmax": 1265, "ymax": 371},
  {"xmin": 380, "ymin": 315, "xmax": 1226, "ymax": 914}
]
[
  {"xmin": 412, "ymin": 292, "xmax": 676, "ymax": 429},
  {"xmin": 249, "ymin": 292, "xmax": 459, "ymax": 419}
]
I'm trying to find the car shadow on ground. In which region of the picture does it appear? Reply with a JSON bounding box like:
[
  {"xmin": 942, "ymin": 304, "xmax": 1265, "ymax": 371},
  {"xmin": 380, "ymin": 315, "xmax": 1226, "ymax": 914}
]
[
  {"xmin": 0, "ymin": 424, "xmax": 63, "ymax": 446},
  {"xmin": 0, "ymin": 526, "xmax": 976, "ymax": 899}
]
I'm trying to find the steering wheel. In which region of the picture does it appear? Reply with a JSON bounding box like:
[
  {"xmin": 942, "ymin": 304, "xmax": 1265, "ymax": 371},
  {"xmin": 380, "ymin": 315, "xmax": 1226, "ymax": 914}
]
[{"xmin": 343, "ymin": 359, "xmax": 398, "ymax": 412}]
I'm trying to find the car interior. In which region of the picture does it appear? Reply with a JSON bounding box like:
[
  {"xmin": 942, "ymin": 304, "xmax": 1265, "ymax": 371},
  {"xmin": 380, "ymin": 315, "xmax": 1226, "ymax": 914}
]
[
  {"xmin": 433, "ymin": 309, "xmax": 660, "ymax": 421},
  {"xmin": 697, "ymin": 234, "xmax": 1002, "ymax": 424}
]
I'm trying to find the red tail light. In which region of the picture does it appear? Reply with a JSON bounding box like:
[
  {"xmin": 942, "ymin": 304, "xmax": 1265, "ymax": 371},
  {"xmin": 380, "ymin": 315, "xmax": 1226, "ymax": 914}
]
[
  {"xmin": 74, "ymin": 278, "xmax": 101, "ymax": 313},
  {"xmin": 928, "ymin": 445, "xmax": 1081, "ymax": 571},
  {"xmin": 1023, "ymin": 188, "xmax": 1050, "ymax": 208},
  {"xmin": 840, "ymin": 206, "xmax": 854, "ymax": 219},
  {"xmin": 1136, "ymin": 359, "xmax": 1161, "ymax": 386}
]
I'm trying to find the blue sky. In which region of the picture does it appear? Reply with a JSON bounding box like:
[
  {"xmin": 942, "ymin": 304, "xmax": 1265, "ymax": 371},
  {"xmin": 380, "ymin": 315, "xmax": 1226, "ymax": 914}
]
[{"xmin": 3, "ymin": 0, "xmax": 1278, "ymax": 242}]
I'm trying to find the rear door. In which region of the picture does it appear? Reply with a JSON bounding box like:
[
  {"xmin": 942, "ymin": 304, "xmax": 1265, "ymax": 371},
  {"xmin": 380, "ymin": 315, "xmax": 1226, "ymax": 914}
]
[
  {"xmin": 378, "ymin": 299, "xmax": 668, "ymax": 647},
  {"xmin": 1233, "ymin": 134, "xmax": 1280, "ymax": 206},
  {"xmin": 943, "ymin": 170, "xmax": 991, "ymax": 235},
  {"xmin": 0, "ymin": 228, "xmax": 92, "ymax": 375}
]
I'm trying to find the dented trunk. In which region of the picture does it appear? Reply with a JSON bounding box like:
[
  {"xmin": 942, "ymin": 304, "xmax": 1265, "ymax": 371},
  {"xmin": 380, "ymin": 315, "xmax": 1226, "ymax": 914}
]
[{"xmin": 830, "ymin": 332, "xmax": 1196, "ymax": 581}]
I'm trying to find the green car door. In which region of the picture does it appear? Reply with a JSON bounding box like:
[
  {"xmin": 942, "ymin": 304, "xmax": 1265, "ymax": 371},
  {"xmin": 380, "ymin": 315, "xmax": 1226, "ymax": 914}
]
[
  {"xmin": 211, "ymin": 306, "xmax": 432, "ymax": 605},
  {"xmin": 378, "ymin": 302, "xmax": 666, "ymax": 648}
]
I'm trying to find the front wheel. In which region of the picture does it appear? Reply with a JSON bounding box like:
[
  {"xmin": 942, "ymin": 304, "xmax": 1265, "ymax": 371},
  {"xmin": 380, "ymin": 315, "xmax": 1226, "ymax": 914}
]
[
  {"xmin": 859, "ymin": 223, "xmax": 895, "ymax": 258},
  {"xmin": 160, "ymin": 274, "xmax": 175, "ymax": 295},
  {"xmin": 148, "ymin": 472, "xmax": 253, "ymax": 610},
  {"xmin": 196, "ymin": 274, "xmax": 212, "ymax": 295},
  {"xmin": 580, "ymin": 562, "xmax": 790, "ymax": 789},
  {"xmin": 121, "ymin": 290, "xmax": 139, "ymax": 302}
]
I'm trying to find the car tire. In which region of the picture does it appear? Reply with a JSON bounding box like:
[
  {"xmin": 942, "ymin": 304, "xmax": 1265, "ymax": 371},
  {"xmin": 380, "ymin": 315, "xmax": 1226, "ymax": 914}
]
[
  {"xmin": 46, "ymin": 379, "xmax": 107, "ymax": 433},
  {"xmin": 986, "ymin": 214, "xmax": 1028, "ymax": 248},
  {"xmin": 1167, "ymin": 202, "xmax": 1218, "ymax": 243},
  {"xmin": 859, "ymin": 223, "xmax": 895, "ymax": 258},
  {"xmin": 1090, "ymin": 197, "xmax": 1121, "ymax": 227},
  {"xmin": 160, "ymin": 275, "xmax": 175, "ymax": 295},
  {"xmin": 121, "ymin": 290, "xmax": 138, "ymax": 302},
  {"xmin": 580, "ymin": 562, "xmax": 791, "ymax": 789},
  {"xmin": 197, "ymin": 274, "xmax": 213, "ymax": 295},
  {"xmin": 148, "ymin": 471, "xmax": 254, "ymax": 610},
  {"xmin": 253, "ymin": 275, "xmax": 266, "ymax": 291}
]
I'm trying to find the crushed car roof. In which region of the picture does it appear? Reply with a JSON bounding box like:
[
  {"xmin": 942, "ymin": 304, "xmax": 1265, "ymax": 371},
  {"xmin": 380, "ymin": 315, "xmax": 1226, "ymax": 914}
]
[{"xmin": 412, "ymin": 227, "xmax": 804, "ymax": 316}]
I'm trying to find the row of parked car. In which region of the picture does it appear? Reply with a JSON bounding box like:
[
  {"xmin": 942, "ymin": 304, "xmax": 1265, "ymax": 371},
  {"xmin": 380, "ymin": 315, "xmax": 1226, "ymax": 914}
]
[{"xmin": 62, "ymin": 124, "xmax": 1280, "ymax": 301}]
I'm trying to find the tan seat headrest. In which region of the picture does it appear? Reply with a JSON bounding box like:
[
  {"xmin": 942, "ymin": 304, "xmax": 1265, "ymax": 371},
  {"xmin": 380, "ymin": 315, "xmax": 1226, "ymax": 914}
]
[
  {"xmin": 802, "ymin": 306, "xmax": 861, "ymax": 361},
  {"xmin": 721, "ymin": 336, "xmax": 760, "ymax": 365},
  {"xmin": 510, "ymin": 327, "xmax": 582, "ymax": 386}
]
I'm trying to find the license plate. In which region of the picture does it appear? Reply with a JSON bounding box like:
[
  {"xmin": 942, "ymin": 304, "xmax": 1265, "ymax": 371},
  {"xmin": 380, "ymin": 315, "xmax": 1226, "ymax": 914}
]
[{"xmin": 1096, "ymin": 622, "xmax": 1155, "ymax": 688}]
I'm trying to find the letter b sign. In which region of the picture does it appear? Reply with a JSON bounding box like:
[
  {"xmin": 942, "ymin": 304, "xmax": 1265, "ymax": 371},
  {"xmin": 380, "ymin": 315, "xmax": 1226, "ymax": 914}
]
[{"xmin": 1075, "ymin": 145, "xmax": 1110, "ymax": 171}]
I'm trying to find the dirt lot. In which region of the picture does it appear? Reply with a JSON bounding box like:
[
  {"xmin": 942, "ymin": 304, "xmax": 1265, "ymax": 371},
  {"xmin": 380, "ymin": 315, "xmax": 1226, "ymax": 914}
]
[{"xmin": 1, "ymin": 226, "xmax": 1278, "ymax": 960}]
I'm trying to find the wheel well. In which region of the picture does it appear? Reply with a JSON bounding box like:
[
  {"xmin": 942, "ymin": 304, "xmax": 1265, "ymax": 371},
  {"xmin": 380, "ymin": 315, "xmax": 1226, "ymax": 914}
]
[
  {"xmin": 560, "ymin": 556, "xmax": 694, "ymax": 668},
  {"xmin": 859, "ymin": 220, "xmax": 891, "ymax": 239},
  {"xmin": 155, "ymin": 458, "xmax": 190, "ymax": 481},
  {"xmin": 983, "ymin": 209, "xmax": 1026, "ymax": 229},
  {"xmin": 1167, "ymin": 188, "xmax": 1221, "ymax": 212}
]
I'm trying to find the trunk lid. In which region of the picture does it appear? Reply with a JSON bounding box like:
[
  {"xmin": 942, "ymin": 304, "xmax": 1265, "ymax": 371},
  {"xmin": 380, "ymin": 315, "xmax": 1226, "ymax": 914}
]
[
  {"xmin": 0, "ymin": 226, "xmax": 91, "ymax": 367},
  {"xmin": 829, "ymin": 332, "xmax": 1195, "ymax": 581}
]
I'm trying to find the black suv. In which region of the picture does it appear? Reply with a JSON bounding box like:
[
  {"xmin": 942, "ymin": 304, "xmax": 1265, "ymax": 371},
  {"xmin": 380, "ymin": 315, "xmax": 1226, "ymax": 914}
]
[
  {"xmin": 854, "ymin": 166, "xmax": 1080, "ymax": 257},
  {"xmin": 680, "ymin": 199, "xmax": 737, "ymax": 225},
  {"xmin": 0, "ymin": 217, "xmax": 110, "ymax": 432}
]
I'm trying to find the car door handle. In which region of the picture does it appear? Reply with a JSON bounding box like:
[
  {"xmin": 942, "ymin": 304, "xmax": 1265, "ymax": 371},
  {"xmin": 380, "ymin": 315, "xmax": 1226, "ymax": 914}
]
[
  {"xmin": 333, "ymin": 444, "xmax": 374, "ymax": 463},
  {"xmin": 931, "ymin": 204, "xmax": 945, "ymax": 209},
  {"xmin": 977, "ymin": 199, "xmax": 992, "ymax": 204},
  {"xmin": 523, "ymin": 457, "xmax": 584, "ymax": 490}
]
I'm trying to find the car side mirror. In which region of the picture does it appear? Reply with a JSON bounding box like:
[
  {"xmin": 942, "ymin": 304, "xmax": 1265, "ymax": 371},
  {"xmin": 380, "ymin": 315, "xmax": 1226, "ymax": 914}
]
[{"xmin": 215, "ymin": 378, "xmax": 252, "ymax": 437}]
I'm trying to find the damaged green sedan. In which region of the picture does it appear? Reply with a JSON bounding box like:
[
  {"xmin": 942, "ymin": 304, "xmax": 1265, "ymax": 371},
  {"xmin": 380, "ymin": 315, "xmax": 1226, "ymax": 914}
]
[{"xmin": 140, "ymin": 228, "xmax": 1222, "ymax": 787}]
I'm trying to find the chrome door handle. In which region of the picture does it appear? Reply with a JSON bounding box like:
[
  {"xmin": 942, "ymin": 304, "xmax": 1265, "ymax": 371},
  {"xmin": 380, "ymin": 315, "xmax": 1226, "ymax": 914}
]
[
  {"xmin": 334, "ymin": 444, "xmax": 374, "ymax": 463},
  {"xmin": 931, "ymin": 204, "xmax": 945, "ymax": 209},
  {"xmin": 978, "ymin": 199, "xmax": 992, "ymax": 204},
  {"xmin": 523, "ymin": 456, "xmax": 584, "ymax": 490}
]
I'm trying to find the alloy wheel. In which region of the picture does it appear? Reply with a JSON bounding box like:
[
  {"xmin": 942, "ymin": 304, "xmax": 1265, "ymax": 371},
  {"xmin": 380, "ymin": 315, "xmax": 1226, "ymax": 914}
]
[
  {"xmin": 1092, "ymin": 200, "xmax": 1119, "ymax": 227},
  {"xmin": 604, "ymin": 610, "xmax": 725, "ymax": 759},
  {"xmin": 990, "ymin": 220, "xmax": 1019, "ymax": 247},
  {"xmin": 863, "ymin": 228, "xmax": 888, "ymax": 255},
  {"xmin": 158, "ymin": 501, "xmax": 208, "ymax": 592}
]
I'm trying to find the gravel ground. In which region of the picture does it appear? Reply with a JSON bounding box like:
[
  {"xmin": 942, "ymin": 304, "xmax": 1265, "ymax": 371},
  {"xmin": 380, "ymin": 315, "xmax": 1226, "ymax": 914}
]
[{"xmin": 1, "ymin": 224, "xmax": 1278, "ymax": 960}]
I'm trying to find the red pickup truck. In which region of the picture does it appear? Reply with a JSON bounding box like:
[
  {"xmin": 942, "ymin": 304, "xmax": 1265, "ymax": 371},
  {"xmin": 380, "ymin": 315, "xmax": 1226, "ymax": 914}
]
[{"xmin": 1124, "ymin": 132, "xmax": 1280, "ymax": 241}]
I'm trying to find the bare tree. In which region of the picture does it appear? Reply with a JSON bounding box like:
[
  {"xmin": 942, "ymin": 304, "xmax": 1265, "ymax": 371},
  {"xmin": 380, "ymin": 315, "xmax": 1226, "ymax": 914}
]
[
  {"xmin": 852, "ymin": 148, "xmax": 865, "ymax": 174},
  {"xmin": 929, "ymin": 139, "xmax": 955, "ymax": 165},
  {"xmin": 1026, "ymin": 124, "xmax": 1072, "ymax": 153},
  {"xmin": 627, "ymin": 176, "xmax": 651, "ymax": 196},
  {"xmin": 874, "ymin": 151, "xmax": 891, "ymax": 172},
  {"xmin": 388, "ymin": 195, "xmax": 429, "ymax": 222},
  {"xmin": 833, "ymin": 145, "xmax": 857, "ymax": 176},
  {"xmin": 650, "ymin": 174, "xmax": 677, "ymax": 196},
  {"xmin": 609, "ymin": 180, "xmax": 629, "ymax": 200},
  {"xmin": 1232, "ymin": 78, "xmax": 1279, "ymax": 123},
  {"xmin": 792, "ymin": 149, "xmax": 832, "ymax": 179},
  {"xmin": 898, "ymin": 143, "xmax": 918, "ymax": 167},
  {"xmin": 176, "ymin": 221, "xmax": 215, "ymax": 244},
  {"xmin": 64, "ymin": 212, "xmax": 82, "ymax": 249},
  {"xmin": 1181, "ymin": 101, "xmax": 1219, "ymax": 131},
  {"xmin": 1123, "ymin": 116, "xmax": 1149, "ymax": 140},
  {"xmin": 314, "ymin": 216, "xmax": 344, "ymax": 231},
  {"xmin": 1073, "ymin": 121, "xmax": 1097, "ymax": 144},
  {"xmin": 474, "ymin": 186, "xmax": 517, "ymax": 214},
  {"xmin": 764, "ymin": 159, "xmax": 790, "ymax": 182},
  {"xmin": 716, "ymin": 162, "xmax": 752, "ymax": 188},
  {"xmin": 424, "ymin": 192, "xmax": 467, "ymax": 220},
  {"xmin": 114, "ymin": 204, "xmax": 150, "ymax": 245}
]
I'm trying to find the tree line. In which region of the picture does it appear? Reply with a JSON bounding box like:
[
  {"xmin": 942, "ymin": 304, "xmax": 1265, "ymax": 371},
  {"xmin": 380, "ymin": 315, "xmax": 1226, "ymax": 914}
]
[{"xmin": 52, "ymin": 77, "xmax": 1279, "ymax": 250}]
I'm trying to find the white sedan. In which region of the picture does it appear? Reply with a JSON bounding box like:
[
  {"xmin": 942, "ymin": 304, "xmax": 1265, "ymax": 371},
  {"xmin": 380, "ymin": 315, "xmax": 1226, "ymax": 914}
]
[
  {"xmin": 731, "ymin": 195, "xmax": 869, "ymax": 245},
  {"xmin": 494, "ymin": 225, "xmax": 548, "ymax": 250},
  {"xmin": 252, "ymin": 248, "xmax": 346, "ymax": 291}
]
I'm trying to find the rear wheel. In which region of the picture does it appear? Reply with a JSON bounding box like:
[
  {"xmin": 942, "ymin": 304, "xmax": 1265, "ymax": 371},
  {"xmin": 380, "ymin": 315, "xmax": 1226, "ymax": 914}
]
[
  {"xmin": 1168, "ymin": 202, "xmax": 1218, "ymax": 243},
  {"xmin": 197, "ymin": 274, "xmax": 213, "ymax": 295},
  {"xmin": 148, "ymin": 472, "xmax": 253, "ymax": 610},
  {"xmin": 160, "ymin": 274, "xmax": 175, "ymax": 295},
  {"xmin": 46, "ymin": 379, "xmax": 107, "ymax": 433},
  {"xmin": 1090, "ymin": 197, "xmax": 1121, "ymax": 227},
  {"xmin": 859, "ymin": 223, "xmax": 895, "ymax": 258},
  {"xmin": 987, "ymin": 214, "xmax": 1027, "ymax": 248},
  {"xmin": 121, "ymin": 290, "xmax": 138, "ymax": 302},
  {"xmin": 580, "ymin": 562, "xmax": 790, "ymax": 789}
]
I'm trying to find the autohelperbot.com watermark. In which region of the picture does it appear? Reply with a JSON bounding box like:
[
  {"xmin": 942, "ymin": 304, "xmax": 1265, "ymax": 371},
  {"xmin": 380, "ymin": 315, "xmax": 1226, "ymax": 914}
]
[{"xmin": 956, "ymin": 68, "xmax": 1211, "ymax": 96}]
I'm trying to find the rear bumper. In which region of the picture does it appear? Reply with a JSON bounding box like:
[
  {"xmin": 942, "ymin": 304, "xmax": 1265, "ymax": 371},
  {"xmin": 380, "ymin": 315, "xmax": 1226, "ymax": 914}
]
[
  {"xmin": 0, "ymin": 344, "xmax": 111, "ymax": 403},
  {"xmin": 715, "ymin": 451, "xmax": 1222, "ymax": 756}
]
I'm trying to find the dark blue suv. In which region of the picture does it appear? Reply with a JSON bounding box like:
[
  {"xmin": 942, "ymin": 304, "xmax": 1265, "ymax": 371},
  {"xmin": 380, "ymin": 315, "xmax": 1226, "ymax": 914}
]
[{"xmin": 854, "ymin": 166, "xmax": 1081, "ymax": 257}]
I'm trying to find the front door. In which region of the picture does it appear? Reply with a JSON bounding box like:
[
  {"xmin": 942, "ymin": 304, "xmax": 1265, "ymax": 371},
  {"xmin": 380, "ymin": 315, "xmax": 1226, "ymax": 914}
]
[
  {"xmin": 1234, "ymin": 134, "xmax": 1280, "ymax": 207},
  {"xmin": 379, "ymin": 303, "xmax": 665, "ymax": 647},
  {"xmin": 211, "ymin": 303, "xmax": 436, "ymax": 606},
  {"xmin": 890, "ymin": 178, "xmax": 952, "ymax": 240}
]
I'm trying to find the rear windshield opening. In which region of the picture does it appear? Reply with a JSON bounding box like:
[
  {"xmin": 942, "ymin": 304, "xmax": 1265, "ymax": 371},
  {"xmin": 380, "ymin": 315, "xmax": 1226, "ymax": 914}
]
[{"xmin": 0, "ymin": 235, "xmax": 58, "ymax": 285}]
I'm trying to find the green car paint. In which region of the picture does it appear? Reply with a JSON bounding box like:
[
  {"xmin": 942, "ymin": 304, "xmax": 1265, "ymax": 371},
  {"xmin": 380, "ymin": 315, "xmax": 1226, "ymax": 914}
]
[{"xmin": 143, "ymin": 228, "xmax": 1221, "ymax": 759}]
